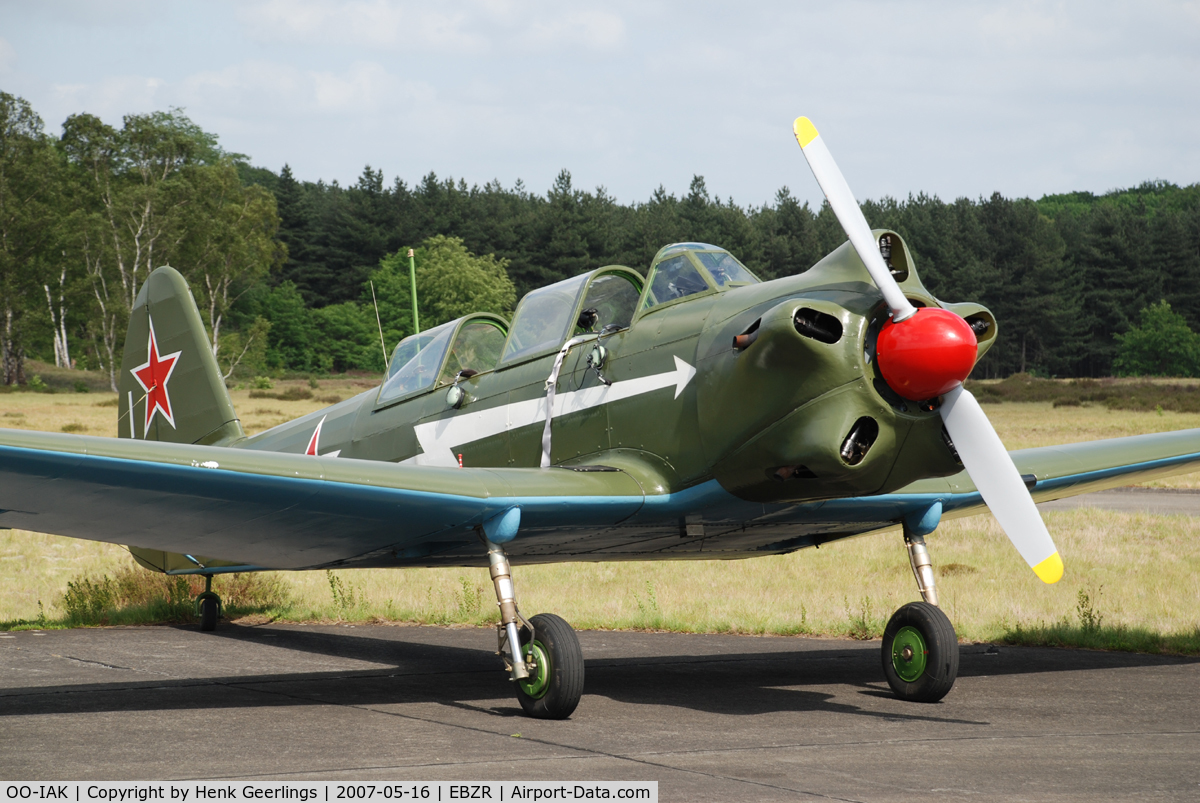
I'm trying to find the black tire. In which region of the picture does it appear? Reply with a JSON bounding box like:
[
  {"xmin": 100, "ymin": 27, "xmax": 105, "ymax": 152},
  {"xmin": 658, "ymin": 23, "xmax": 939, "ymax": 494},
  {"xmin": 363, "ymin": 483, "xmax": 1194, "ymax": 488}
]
[
  {"xmin": 514, "ymin": 613, "xmax": 584, "ymax": 719},
  {"xmin": 881, "ymin": 601, "xmax": 958, "ymax": 703},
  {"xmin": 199, "ymin": 596, "xmax": 219, "ymax": 632}
]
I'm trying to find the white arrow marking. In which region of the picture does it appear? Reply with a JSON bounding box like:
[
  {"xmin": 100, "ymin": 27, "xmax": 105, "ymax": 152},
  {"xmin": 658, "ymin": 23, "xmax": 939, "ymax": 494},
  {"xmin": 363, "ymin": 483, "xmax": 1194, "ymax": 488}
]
[{"xmin": 409, "ymin": 356, "xmax": 696, "ymax": 467}]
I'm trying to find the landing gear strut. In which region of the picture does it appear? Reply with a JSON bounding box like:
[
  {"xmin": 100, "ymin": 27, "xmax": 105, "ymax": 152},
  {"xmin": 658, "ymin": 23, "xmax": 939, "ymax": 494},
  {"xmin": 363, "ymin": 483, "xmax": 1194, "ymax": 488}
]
[
  {"xmin": 195, "ymin": 575, "xmax": 221, "ymax": 632},
  {"xmin": 881, "ymin": 529, "xmax": 959, "ymax": 702},
  {"xmin": 904, "ymin": 532, "xmax": 937, "ymax": 606},
  {"xmin": 482, "ymin": 534, "xmax": 584, "ymax": 719}
]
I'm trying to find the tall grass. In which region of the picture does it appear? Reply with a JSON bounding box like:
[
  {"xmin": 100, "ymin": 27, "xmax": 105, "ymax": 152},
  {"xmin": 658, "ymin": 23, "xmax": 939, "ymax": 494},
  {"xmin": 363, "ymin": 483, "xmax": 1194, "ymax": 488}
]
[
  {"xmin": 9, "ymin": 564, "xmax": 289, "ymax": 629},
  {"xmin": 1001, "ymin": 582, "xmax": 1200, "ymax": 654},
  {"xmin": 968, "ymin": 373, "xmax": 1200, "ymax": 412},
  {"xmin": 5, "ymin": 507, "xmax": 1195, "ymax": 656}
]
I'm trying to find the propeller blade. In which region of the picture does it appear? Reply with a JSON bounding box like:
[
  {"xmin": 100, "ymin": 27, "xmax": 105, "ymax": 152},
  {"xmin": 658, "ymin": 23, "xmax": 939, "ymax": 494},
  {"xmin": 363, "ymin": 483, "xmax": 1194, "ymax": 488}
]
[
  {"xmin": 794, "ymin": 116, "xmax": 1061, "ymax": 583},
  {"xmin": 939, "ymin": 385, "xmax": 1064, "ymax": 584},
  {"xmin": 793, "ymin": 117, "xmax": 916, "ymax": 322}
]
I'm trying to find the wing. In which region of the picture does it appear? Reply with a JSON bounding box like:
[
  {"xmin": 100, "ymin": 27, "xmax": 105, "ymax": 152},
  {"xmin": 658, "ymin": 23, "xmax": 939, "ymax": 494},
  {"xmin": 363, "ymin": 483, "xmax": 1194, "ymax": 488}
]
[
  {"xmin": 2, "ymin": 426, "xmax": 1199, "ymax": 571},
  {"xmin": 0, "ymin": 428, "xmax": 646, "ymax": 570},
  {"xmin": 908, "ymin": 427, "xmax": 1200, "ymax": 512},
  {"xmin": 763, "ymin": 428, "xmax": 1200, "ymax": 551}
]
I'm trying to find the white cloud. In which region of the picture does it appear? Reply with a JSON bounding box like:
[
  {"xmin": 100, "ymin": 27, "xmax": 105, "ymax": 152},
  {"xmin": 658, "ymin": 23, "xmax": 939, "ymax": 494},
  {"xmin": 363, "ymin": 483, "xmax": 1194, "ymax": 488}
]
[
  {"xmin": 237, "ymin": 0, "xmax": 487, "ymax": 52},
  {"xmin": 3, "ymin": 1, "xmax": 1198, "ymax": 204},
  {"xmin": 0, "ymin": 37, "xmax": 15, "ymax": 73},
  {"xmin": 236, "ymin": 0, "xmax": 626, "ymax": 54},
  {"xmin": 311, "ymin": 62, "xmax": 399, "ymax": 112},
  {"xmin": 519, "ymin": 9, "xmax": 625, "ymax": 51},
  {"xmin": 50, "ymin": 75, "xmax": 166, "ymax": 120},
  {"xmin": 181, "ymin": 60, "xmax": 435, "ymax": 117},
  {"xmin": 978, "ymin": 3, "xmax": 1069, "ymax": 50}
]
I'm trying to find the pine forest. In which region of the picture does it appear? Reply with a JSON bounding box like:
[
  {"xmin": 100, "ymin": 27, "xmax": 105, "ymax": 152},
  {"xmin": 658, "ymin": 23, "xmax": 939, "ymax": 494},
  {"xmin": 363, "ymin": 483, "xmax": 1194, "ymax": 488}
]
[{"xmin": 3, "ymin": 93, "xmax": 1200, "ymax": 389}]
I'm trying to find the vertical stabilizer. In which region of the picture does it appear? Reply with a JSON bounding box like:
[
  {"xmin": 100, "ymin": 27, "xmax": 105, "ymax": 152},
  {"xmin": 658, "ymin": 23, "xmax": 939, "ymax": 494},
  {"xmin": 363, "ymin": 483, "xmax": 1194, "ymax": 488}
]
[{"xmin": 117, "ymin": 266, "xmax": 244, "ymax": 445}]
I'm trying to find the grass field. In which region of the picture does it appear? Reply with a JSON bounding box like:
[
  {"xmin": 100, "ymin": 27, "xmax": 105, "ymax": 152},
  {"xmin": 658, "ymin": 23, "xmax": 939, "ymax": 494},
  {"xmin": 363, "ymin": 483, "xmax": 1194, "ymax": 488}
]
[{"xmin": 1, "ymin": 371, "xmax": 1199, "ymax": 653}]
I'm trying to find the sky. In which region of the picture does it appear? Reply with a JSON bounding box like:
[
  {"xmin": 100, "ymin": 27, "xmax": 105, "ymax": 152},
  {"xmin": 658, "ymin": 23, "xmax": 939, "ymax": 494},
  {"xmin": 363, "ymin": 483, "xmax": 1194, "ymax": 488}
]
[{"xmin": 1, "ymin": 0, "xmax": 1198, "ymax": 209}]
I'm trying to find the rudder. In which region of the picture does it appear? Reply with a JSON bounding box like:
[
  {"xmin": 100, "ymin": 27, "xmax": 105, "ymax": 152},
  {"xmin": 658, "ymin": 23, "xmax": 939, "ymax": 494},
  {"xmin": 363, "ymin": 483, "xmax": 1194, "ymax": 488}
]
[{"xmin": 118, "ymin": 266, "xmax": 244, "ymax": 445}]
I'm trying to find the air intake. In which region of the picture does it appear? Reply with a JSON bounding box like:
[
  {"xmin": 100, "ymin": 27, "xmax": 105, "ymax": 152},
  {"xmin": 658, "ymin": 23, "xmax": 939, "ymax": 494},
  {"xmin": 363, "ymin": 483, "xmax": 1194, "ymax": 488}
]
[
  {"xmin": 794, "ymin": 308, "xmax": 843, "ymax": 344},
  {"xmin": 840, "ymin": 417, "xmax": 879, "ymax": 465}
]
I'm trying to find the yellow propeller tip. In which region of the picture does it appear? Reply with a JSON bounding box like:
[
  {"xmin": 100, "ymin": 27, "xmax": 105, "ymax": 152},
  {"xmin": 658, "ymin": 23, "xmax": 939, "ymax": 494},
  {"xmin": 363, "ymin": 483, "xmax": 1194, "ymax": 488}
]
[
  {"xmin": 1032, "ymin": 551, "xmax": 1064, "ymax": 584},
  {"xmin": 793, "ymin": 117, "xmax": 819, "ymax": 148}
]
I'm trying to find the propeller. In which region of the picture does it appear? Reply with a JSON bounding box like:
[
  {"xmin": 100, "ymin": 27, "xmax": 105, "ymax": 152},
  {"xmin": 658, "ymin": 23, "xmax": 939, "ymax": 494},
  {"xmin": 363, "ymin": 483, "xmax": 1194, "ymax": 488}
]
[{"xmin": 792, "ymin": 116, "xmax": 1063, "ymax": 584}]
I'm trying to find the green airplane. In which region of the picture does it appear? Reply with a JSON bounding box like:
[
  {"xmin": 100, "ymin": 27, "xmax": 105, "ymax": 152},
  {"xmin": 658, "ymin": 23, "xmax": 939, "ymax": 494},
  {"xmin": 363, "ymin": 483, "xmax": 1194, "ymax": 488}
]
[{"xmin": 3, "ymin": 117, "xmax": 1199, "ymax": 719}]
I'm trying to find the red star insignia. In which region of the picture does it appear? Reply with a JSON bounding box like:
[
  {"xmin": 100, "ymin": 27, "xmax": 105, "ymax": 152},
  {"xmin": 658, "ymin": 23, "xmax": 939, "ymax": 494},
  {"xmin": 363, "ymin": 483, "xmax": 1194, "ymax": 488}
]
[{"xmin": 131, "ymin": 317, "xmax": 182, "ymax": 433}]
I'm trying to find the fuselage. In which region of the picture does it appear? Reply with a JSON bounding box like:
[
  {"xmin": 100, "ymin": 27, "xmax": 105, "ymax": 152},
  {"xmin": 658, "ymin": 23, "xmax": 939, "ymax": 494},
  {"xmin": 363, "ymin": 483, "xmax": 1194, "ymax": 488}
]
[{"xmin": 238, "ymin": 234, "xmax": 995, "ymax": 505}]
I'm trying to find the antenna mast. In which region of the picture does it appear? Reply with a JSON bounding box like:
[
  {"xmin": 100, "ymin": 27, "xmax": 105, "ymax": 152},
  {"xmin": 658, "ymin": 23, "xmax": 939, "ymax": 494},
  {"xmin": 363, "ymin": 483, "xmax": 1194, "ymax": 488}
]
[
  {"xmin": 408, "ymin": 248, "xmax": 421, "ymax": 335},
  {"xmin": 370, "ymin": 280, "xmax": 388, "ymax": 370}
]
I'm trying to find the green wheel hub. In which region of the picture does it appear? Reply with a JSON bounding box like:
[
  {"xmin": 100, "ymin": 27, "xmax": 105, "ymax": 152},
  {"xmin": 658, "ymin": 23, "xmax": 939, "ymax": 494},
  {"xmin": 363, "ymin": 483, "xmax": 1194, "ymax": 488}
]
[
  {"xmin": 517, "ymin": 640, "xmax": 551, "ymax": 699},
  {"xmin": 891, "ymin": 625, "xmax": 928, "ymax": 682}
]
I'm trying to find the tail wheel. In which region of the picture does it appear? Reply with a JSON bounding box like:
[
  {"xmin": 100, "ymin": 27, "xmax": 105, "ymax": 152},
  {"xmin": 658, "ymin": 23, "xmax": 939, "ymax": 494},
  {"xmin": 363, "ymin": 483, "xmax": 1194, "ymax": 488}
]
[
  {"xmin": 197, "ymin": 593, "xmax": 220, "ymax": 632},
  {"xmin": 881, "ymin": 601, "xmax": 959, "ymax": 703},
  {"xmin": 514, "ymin": 613, "xmax": 584, "ymax": 719}
]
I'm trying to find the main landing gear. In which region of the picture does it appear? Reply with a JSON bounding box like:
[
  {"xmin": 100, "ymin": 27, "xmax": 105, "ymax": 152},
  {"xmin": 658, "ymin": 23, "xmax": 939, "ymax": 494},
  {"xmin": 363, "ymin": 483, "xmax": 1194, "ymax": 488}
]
[
  {"xmin": 881, "ymin": 531, "xmax": 959, "ymax": 703},
  {"xmin": 482, "ymin": 535, "xmax": 584, "ymax": 719},
  {"xmin": 195, "ymin": 575, "xmax": 222, "ymax": 632}
]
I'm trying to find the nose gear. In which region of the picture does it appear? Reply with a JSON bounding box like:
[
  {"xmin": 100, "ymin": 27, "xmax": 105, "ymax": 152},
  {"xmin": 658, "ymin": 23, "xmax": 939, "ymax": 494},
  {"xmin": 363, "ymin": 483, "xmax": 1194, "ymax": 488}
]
[{"xmin": 878, "ymin": 520, "xmax": 958, "ymax": 701}]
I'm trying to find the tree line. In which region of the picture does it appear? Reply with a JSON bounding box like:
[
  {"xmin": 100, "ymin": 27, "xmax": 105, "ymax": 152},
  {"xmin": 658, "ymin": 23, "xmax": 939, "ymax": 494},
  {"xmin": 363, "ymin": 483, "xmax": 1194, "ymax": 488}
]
[
  {"xmin": 4, "ymin": 91, "xmax": 1200, "ymax": 387},
  {"xmin": 0, "ymin": 94, "xmax": 283, "ymax": 388}
]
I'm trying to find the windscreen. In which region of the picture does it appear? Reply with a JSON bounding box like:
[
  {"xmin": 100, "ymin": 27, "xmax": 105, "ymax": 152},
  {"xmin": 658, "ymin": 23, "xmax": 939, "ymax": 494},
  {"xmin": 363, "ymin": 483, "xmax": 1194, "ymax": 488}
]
[
  {"xmin": 695, "ymin": 251, "xmax": 759, "ymax": 286},
  {"xmin": 642, "ymin": 254, "xmax": 710, "ymax": 310},
  {"xmin": 379, "ymin": 320, "xmax": 456, "ymax": 402}
]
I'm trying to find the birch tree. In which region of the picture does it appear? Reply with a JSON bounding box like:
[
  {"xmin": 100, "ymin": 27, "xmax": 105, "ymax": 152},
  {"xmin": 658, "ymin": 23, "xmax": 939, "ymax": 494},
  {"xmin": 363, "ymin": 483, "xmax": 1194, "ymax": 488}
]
[
  {"xmin": 61, "ymin": 110, "xmax": 217, "ymax": 389},
  {"xmin": 43, "ymin": 265, "xmax": 71, "ymax": 367},
  {"xmin": 0, "ymin": 93, "xmax": 62, "ymax": 385},
  {"xmin": 179, "ymin": 161, "xmax": 284, "ymax": 363}
]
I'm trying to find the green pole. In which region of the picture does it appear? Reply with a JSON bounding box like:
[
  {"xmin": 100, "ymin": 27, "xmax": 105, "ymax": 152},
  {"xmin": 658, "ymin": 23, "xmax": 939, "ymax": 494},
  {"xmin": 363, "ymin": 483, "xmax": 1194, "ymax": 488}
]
[{"xmin": 407, "ymin": 248, "xmax": 421, "ymax": 336}]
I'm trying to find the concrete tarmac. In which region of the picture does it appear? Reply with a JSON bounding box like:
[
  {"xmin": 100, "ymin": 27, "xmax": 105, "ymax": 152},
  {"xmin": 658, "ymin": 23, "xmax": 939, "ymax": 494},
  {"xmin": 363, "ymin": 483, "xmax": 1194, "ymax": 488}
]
[
  {"xmin": 2, "ymin": 623, "xmax": 1198, "ymax": 801},
  {"xmin": 1038, "ymin": 486, "xmax": 1200, "ymax": 516}
]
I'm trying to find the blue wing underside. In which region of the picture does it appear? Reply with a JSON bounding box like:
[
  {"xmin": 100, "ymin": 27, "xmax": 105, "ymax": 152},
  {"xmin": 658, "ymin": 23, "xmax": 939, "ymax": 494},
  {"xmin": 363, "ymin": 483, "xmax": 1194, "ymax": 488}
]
[{"xmin": 1, "ymin": 428, "xmax": 1199, "ymax": 572}]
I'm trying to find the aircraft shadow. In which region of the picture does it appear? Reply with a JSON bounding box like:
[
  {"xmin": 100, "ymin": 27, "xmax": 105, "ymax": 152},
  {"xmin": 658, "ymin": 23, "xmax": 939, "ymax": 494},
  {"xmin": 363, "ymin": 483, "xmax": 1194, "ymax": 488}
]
[
  {"xmin": 208, "ymin": 622, "xmax": 1199, "ymax": 679},
  {"xmin": 4, "ymin": 624, "xmax": 1193, "ymax": 723}
]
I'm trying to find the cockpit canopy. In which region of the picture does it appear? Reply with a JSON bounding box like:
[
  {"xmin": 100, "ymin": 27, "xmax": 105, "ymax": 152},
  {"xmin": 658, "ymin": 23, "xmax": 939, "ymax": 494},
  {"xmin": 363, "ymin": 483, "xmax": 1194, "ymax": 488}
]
[
  {"xmin": 376, "ymin": 265, "xmax": 645, "ymax": 402},
  {"xmin": 500, "ymin": 266, "xmax": 644, "ymax": 365},
  {"xmin": 380, "ymin": 313, "xmax": 509, "ymax": 403},
  {"xmin": 375, "ymin": 245, "xmax": 752, "ymax": 403},
  {"xmin": 640, "ymin": 243, "xmax": 759, "ymax": 312}
]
